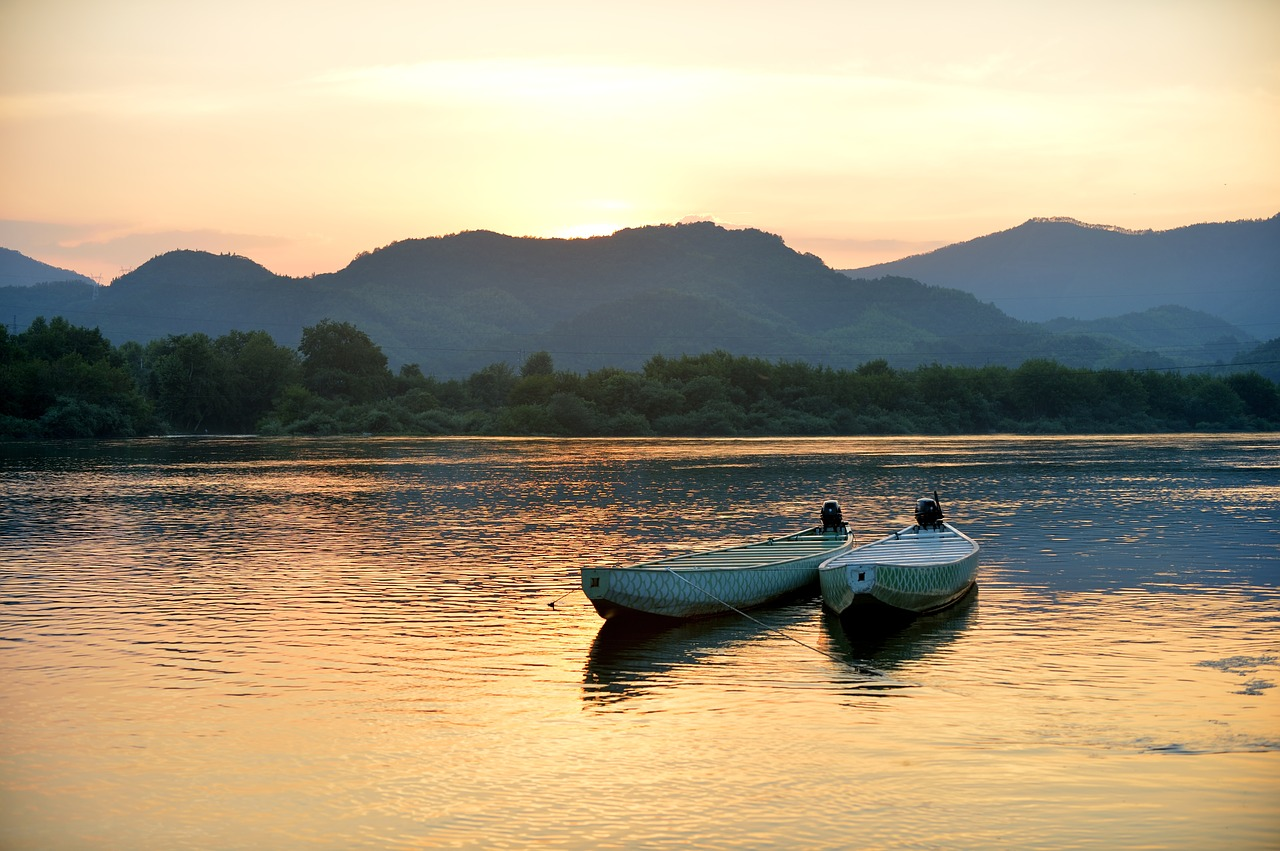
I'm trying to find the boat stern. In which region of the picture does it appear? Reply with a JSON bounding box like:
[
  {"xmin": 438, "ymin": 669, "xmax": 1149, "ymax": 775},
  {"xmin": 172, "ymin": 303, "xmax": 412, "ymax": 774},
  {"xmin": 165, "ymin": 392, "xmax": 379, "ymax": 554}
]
[
  {"xmin": 818, "ymin": 560, "xmax": 877, "ymax": 614},
  {"xmin": 581, "ymin": 568, "xmax": 608, "ymax": 601},
  {"xmin": 844, "ymin": 563, "xmax": 877, "ymax": 594},
  {"xmin": 580, "ymin": 568, "xmax": 626, "ymax": 619}
]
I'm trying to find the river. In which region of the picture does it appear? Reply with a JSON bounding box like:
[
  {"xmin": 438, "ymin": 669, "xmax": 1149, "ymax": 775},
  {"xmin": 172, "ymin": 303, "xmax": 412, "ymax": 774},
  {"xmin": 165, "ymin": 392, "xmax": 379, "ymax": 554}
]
[{"xmin": 1, "ymin": 434, "xmax": 1277, "ymax": 849}]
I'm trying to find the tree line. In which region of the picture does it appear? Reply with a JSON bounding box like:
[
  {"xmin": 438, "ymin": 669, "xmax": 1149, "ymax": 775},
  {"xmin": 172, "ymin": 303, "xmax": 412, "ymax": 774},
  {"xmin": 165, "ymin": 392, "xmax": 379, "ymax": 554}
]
[{"xmin": 2, "ymin": 316, "xmax": 1278, "ymax": 440}]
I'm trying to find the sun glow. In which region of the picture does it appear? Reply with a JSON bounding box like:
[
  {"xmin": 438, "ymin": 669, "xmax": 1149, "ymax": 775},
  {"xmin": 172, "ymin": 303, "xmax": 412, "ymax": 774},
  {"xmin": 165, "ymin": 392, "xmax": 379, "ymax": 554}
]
[
  {"xmin": 553, "ymin": 223, "xmax": 624, "ymax": 240},
  {"xmin": 1, "ymin": 1, "xmax": 1276, "ymax": 279}
]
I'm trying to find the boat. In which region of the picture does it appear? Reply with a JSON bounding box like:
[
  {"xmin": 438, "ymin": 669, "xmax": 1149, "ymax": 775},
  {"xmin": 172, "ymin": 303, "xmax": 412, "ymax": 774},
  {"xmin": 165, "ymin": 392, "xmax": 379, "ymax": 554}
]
[
  {"xmin": 819, "ymin": 494, "xmax": 979, "ymax": 623},
  {"xmin": 581, "ymin": 500, "xmax": 853, "ymax": 620}
]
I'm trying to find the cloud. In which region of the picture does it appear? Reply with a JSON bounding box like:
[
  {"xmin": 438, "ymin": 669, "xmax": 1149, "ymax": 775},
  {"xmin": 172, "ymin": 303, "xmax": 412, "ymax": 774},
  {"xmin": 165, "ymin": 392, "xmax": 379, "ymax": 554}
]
[{"xmin": 307, "ymin": 58, "xmax": 715, "ymax": 114}]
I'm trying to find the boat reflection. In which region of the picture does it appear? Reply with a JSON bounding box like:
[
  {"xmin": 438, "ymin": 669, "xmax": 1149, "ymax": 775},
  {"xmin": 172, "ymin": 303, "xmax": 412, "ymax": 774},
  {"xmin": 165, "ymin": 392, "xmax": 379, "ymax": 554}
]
[
  {"xmin": 820, "ymin": 585, "xmax": 980, "ymax": 672},
  {"xmin": 582, "ymin": 589, "xmax": 981, "ymax": 707},
  {"xmin": 582, "ymin": 602, "xmax": 817, "ymax": 707}
]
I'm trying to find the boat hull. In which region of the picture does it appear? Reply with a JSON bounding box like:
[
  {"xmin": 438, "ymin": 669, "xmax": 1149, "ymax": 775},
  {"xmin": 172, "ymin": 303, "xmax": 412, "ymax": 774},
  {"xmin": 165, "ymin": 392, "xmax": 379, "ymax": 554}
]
[
  {"xmin": 582, "ymin": 527, "xmax": 851, "ymax": 620},
  {"xmin": 819, "ymin": 523, "xmax": 979, "ymax": 620}
]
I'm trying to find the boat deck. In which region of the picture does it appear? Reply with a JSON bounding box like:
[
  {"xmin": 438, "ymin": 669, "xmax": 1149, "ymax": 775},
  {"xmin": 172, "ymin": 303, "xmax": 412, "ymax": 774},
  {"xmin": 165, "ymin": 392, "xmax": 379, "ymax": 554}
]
[
  {"xmin": 626, "ymin": 528, "xmax": 849, "ymax": 572},
  {"xmin": 825, "ymin": 524, "xmax": 977, "ymax": 568}
]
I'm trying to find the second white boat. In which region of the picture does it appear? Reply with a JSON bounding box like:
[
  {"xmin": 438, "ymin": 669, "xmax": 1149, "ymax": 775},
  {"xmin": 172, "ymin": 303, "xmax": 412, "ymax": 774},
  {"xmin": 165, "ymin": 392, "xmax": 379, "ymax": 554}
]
[{"xmin": 819, "ymin": 495, "xmax": 979, "ymax": 621}]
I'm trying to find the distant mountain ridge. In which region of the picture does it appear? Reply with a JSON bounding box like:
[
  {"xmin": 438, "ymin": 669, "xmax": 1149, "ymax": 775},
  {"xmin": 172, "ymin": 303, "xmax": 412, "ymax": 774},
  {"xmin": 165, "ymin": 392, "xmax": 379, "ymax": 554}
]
[
  {"xmin": 0, "ymin": 220, "xmax": 1271, "ymax": 378},
  {"xmin": 0, "ymin": 247, "xmax": 96, "ymax": 287},
  {"xmin": 843, "ymin": 214, "xmax": 1280, "ymax": 338},
  {"xmin": 119, "ymin": 249, "xmax": 279, "ymax": 288},
  {"xmin": 1025, "ymin": 216, "xmax": 1150, "ymax": 235}
]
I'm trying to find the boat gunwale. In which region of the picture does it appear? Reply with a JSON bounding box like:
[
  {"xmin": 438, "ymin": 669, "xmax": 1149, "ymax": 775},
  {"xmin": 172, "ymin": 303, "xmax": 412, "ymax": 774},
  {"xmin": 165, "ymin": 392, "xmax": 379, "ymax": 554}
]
[
  {"xmin": 601, "ymin": 526, "xmax": 852, "ymax": 574},
  {"xmin": 819, "ymin": 522, "xmax": 978, "ymax": 573}
]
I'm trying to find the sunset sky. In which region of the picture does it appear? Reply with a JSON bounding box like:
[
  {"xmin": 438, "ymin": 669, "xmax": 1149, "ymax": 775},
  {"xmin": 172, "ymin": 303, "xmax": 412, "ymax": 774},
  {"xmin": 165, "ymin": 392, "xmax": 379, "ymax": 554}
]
[{"xmin": 2, "ymin": 0, "xmax": 1277, "ymax": 282}]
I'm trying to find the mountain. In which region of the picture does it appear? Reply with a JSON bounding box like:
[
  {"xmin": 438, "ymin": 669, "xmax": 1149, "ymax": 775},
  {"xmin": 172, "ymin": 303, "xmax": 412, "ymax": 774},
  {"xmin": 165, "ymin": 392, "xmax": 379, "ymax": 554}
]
[
  {"xmin": 842, "ymin": 215, "xmax": 1280, "ymax": 339},
  {"xmin": 0, "ymin": 247, "xmax": 96, "ymax": 287},
  {"xmin": 117, "ymin": 249, "xmax": 278, "ymax": 288},
  {"xmin": 1233, "ymin": 338, "xmax": 1280, "ymax": 383},
  {"xmin": 0, "ymin": 223, "xmax": 1267, "ymax": 377},
  {"xmin": 1041, "ymin": 305, "xmax": 1256, "ymax": 368}
]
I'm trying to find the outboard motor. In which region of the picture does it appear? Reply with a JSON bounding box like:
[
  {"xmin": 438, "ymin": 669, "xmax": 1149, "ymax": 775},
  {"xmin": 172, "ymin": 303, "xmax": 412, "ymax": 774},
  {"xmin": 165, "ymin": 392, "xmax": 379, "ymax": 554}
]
[
  {"xmin": 915, "ymin": 494, "xmax": 944, "ymax": 530},
  {"xmin": 820, "ymin": 500, "xmax": 845, "ymax": 532}
]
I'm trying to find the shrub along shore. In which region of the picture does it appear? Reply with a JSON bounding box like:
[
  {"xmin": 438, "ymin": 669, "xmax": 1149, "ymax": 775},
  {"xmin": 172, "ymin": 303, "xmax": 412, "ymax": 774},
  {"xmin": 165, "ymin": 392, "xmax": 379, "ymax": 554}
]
[{"xmin": 4, "ymin": 317, "xmax": 1278, "ymax": 439}]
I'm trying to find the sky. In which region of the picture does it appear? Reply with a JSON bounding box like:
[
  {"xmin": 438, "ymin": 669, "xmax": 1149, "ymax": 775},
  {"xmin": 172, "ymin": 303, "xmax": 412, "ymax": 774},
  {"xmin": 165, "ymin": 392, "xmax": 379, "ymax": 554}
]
[{"xmin": 2, "ymin": 0, "xmax": 1278, "ymax": 283}]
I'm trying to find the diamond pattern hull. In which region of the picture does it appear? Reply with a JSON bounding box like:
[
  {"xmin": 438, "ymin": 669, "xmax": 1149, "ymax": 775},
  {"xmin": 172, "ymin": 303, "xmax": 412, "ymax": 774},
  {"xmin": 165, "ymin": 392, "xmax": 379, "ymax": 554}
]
[
  {"xmin": 819, "ymin": 523, "xmax": 979, "ymax": 618},
  {"xmin": 582, "ymin": 527, "xmax": 852, "ymax": 620}
]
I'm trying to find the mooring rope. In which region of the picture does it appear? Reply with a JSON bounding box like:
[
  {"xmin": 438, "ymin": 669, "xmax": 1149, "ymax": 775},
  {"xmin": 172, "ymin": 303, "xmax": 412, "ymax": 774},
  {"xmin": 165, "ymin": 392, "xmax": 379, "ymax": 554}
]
[
  {"xmin": 546, "ymin": 587, "xmax": 577, "ymax": 608},
  {"xmin": 657, "ymin": 563, "xmax": 890, "ymax": 678}
]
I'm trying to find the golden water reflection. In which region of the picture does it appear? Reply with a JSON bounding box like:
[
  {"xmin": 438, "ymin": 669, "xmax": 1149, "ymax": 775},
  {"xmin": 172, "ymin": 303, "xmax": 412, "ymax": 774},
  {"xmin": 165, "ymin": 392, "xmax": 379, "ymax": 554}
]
[{"xmin": 1, "ymin": 435, "xmax": 1277, "ymax": 849}]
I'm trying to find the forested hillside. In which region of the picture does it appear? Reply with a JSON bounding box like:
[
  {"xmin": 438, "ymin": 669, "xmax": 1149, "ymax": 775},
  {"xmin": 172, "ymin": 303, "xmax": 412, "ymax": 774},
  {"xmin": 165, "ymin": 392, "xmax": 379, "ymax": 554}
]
[
  {"xmin": 4, "ymin": 317, "xmax": 1276, "ymax": 440},
  {"xmin": 2, "ymin": 223, "xmax": 1262, "ymax": 379},
  {"xmin": 1233, "ymin": 338, "xmax": 1280, "ymax": 383}
]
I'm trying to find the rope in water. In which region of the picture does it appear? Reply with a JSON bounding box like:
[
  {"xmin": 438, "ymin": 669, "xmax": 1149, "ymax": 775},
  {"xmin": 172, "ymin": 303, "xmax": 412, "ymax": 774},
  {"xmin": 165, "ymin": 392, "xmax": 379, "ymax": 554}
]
[
  {"xmin": 546, "ymin": 587, "xmax": 577, "ymax": 608},
  {"xmin": 657, "ymin": 563, "xmax": 889, "ymax": 678}
]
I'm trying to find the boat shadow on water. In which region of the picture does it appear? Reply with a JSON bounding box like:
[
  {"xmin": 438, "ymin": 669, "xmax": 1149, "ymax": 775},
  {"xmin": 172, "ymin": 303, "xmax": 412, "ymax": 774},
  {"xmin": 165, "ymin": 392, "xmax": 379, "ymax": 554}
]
[
  {"xmin": 820, "ymin": 584, "xmax": 980, "ymax": 673},
  {"xmin": 581, "ymin": 600, "xmax": 819, "ymax": 706},
  {"xmin": 580, "ymin": 588, "xmax": 980, "ymax": 706}
]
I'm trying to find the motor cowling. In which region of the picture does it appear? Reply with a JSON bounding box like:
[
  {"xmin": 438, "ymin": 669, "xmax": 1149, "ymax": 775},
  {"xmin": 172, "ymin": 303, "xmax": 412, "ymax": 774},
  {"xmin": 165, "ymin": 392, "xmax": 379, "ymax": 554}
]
[
  {"xmin": 821, "ymin": 500, "xmax": 844, "ymax": 531},
  {"xmin": 915, "ymin": 497, "xmax": 943, "ymax": 529}
]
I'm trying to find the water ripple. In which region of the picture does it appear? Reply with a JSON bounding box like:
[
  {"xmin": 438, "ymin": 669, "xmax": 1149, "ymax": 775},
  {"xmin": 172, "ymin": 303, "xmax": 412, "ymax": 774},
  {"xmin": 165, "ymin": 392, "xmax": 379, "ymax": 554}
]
[{"xmin": 2, "ymin": 435, "xmax": 1278, "ymax": 850}]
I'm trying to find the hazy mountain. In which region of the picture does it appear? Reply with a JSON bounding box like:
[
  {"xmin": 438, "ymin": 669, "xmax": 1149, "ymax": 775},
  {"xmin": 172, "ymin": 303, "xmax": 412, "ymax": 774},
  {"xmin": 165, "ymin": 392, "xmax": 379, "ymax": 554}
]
[
  {"xmin": 118, "ymin": 249, "xmax": 278, "ymax": 288},
  {"xmin": 1233, "ymin": 338, "xmax": 1280, "ymax": 383},
  {"xmin": 0, "ymin": 223, "xmax": 1267, "ymax": 377},
  {"xmin": 0, "ymin": 247, "xmax": 96, "ymax": 287},
  {"xmin": 1041, "ymin": 305, "xmax": 1256, "ymax": 368},
  {"xmin": 842, "ymin": 215, "xmax": 1280, "ymax": 339}
]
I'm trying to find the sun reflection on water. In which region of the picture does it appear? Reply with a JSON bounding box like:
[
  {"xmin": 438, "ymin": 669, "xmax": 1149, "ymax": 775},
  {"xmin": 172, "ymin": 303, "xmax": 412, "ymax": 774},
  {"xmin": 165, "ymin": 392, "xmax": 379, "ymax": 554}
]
[{"xmin": 1, "ymin": 435, "xmax": 1277, "ymax": 849}]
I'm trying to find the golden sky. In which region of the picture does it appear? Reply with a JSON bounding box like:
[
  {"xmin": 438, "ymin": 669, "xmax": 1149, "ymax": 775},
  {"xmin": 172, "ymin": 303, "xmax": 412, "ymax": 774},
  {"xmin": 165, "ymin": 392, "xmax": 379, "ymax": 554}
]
[{"xmin": 2, "ymin": 0, "xmax": 1277, "ymax": 281}]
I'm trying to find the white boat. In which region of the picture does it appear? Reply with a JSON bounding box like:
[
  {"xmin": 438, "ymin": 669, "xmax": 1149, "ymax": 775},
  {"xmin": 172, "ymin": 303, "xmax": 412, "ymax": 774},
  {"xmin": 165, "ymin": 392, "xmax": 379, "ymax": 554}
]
[
  {"xmin": 819, "ymin": 495, "xmax": 979, "ymax": 621},
  {"xmin": 582, "ymin": 501, "xmax": 853, "ymax": 620}
]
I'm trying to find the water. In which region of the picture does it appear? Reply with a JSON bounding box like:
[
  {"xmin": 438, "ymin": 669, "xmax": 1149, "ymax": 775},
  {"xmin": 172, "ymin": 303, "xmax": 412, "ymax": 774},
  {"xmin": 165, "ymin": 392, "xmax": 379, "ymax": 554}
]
[{"xmin": 1, "ymin": 435, "xmax": 1277, "ymax": 850}]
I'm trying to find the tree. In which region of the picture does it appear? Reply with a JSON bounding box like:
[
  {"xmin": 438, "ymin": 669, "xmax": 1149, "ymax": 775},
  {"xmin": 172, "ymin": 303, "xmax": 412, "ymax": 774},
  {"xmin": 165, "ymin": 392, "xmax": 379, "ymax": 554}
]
[
  {"xmin": 0, "ymin": 325, "xmax": 22, "ymax": 419},
  {"xmin": 1182, "ymin": 375, "xmax": 1245, "ymax": 428},
  {"xmin": 216, "ymin": 330, "xmax": 301, "ymax": 431},
  {"xmin": 843, "ymin": 360, "xmax": 902, "ymax": 413},
  {"xmin": 1225, "ymin": 371, "xmax": 1280, "ymax": 420},
  {"xmin": 1011, "ymin": 359, "xmax": 1083, "ymax": 420},
  {"xmin": 298, "ymin": 319, "xmax": 391, "ymax": 402},
  {"xmin": 19, "ymin": 316, "xmax": 113, "ymax": 364},
  {"xmin": 548, "ymin": 391, "xmax": 599, "ymax": 434},
  {"xmin": 1, "ymin": 317, "xmax": 154, "ymax": 437},
  {"xmin": 468, "ymin": 362, "xmax": 516, "ymax": 409},
  {"xmin": 521, "ymin": 350, "xmax": 554, "ymax": 377},
  {"xmin": 146, "ymin": 333, "xmax": 228, "ymax": 432},
  {"xmin": 682, "ymin": 374, "xmax": 733, "ymax": 410}
]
